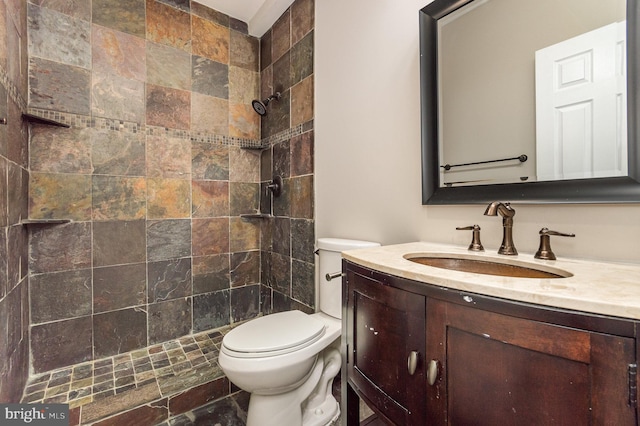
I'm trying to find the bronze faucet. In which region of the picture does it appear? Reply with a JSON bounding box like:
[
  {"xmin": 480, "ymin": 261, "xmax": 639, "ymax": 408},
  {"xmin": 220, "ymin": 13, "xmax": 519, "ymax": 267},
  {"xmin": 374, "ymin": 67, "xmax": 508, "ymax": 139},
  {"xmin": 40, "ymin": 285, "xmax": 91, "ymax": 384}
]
[
  {"xmin": 534, "ymin": 228, "xmax": 575, "ymax": 260},
  {"xmin": 456, "ymin": 225, "xmax": 484, "ymax": 251},
  {"xmin": 484, "ymin": 201, "xmax": 517, "ymax": 255}
]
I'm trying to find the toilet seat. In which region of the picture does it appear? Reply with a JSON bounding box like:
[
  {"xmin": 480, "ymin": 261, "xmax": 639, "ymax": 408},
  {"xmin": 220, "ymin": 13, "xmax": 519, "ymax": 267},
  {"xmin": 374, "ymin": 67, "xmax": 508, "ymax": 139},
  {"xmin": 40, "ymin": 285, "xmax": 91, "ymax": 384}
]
[{"xmin": 222, "ymin": 310, "xmax": 326, "ymax": 358}]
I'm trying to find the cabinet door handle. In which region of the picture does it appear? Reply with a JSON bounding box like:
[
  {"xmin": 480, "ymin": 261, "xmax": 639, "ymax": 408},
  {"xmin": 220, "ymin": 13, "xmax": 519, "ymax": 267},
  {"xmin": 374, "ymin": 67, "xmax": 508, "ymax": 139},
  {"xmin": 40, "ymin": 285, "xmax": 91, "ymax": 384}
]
[
  {"xmin": 407, "ymin": 351, "xmax": 419, "ymax": 375},
  {"xmin": 427, "ymin": 359, "xmax": 439, "ymax": 385}
]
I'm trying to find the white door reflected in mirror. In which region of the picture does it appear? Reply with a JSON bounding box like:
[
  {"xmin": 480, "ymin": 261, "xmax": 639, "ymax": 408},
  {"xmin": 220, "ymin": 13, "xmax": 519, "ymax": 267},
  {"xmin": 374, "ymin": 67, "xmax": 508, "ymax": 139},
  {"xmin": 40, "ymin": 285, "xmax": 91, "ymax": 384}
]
[{"xmin": 535, "ymin": 21, "xmax": 627, "ymax": 181}]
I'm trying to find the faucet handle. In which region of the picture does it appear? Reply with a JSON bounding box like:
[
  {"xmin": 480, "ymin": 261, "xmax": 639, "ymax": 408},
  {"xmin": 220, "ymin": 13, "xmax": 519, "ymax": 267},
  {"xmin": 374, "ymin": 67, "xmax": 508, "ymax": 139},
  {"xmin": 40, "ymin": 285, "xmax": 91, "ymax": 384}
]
[
  {"xmin": 456, "ymin": 225, "xmax": 484, "ymax": 252},
  {"xmin": 534, "ymin": 228, "xmax": 575, "ymax": 260}
]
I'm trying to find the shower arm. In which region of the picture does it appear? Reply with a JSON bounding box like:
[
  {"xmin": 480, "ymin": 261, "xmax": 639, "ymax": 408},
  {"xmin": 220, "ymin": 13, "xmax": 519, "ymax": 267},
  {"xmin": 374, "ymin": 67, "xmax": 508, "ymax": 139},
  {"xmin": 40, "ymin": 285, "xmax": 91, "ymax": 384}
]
[{"xmin": 252, "ymin": 92, "xmax": 281, "ymax": 116}]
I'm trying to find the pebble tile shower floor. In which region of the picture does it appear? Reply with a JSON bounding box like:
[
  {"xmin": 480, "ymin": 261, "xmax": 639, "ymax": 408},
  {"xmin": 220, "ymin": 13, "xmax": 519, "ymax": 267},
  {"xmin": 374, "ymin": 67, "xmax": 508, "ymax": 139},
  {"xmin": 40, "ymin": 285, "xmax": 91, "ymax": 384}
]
[{"xmin": 20, "ymin": 326, "xmax": 249, "ymax": 425}]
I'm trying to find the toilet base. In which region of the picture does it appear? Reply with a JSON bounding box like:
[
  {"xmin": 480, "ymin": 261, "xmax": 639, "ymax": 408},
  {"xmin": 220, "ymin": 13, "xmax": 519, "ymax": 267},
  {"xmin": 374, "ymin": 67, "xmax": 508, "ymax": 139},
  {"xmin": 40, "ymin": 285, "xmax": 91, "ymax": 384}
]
[
  {"xmin": 246, "ymin": 387, "xmax": 340, "ymax": 426},
  {"xmin": 246, "ymin": 348, "xmax": 341, "ymax": 426},
  {"xmin": 302, "ymin": 394, "xmax": 340, "ymax": 426}
]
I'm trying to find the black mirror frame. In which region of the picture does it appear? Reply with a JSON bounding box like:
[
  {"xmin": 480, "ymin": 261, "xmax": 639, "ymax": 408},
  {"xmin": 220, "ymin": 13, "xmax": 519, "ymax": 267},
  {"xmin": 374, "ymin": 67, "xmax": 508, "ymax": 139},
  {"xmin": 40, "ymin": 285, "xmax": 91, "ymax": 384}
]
[{"xmin": 420, "ymin": 0, "xmax": 640, "ymax": 205}]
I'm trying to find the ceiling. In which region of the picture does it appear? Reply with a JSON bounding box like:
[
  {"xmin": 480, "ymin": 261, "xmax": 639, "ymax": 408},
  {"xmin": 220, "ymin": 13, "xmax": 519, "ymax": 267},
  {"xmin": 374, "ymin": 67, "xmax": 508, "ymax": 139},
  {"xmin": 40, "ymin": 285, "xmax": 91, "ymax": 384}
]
[{"xmin": 195, "ymin": 0, "xmax": 296, "ymax": 37}]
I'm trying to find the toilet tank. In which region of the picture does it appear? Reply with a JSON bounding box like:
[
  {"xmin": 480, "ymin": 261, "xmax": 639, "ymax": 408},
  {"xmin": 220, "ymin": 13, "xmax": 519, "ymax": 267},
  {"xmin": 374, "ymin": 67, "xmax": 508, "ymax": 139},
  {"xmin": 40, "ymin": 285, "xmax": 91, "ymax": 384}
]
[{"xmin": 317, "ymin": 238, "xmax": 380, "ymax": 319}]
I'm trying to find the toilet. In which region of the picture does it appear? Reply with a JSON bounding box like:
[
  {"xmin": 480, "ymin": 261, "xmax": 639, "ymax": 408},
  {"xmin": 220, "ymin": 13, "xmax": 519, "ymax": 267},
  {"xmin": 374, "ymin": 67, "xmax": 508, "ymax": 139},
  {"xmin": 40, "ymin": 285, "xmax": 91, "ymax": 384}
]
[{"xmin": 218, "ymin": 238, "xmax": 380, "ymax": 426}]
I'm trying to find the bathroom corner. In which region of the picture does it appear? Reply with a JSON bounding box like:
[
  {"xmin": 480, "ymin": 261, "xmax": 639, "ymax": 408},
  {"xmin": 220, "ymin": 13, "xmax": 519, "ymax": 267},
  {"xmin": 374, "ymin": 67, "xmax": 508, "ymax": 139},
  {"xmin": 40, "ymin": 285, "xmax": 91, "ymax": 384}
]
[
  {"xmin": 0, "ymin": 0, "xmax": 317, "ymax": 423},
  {"xmin": 0, "ymin": 0, "xmax": 30, "ymax": 404}
]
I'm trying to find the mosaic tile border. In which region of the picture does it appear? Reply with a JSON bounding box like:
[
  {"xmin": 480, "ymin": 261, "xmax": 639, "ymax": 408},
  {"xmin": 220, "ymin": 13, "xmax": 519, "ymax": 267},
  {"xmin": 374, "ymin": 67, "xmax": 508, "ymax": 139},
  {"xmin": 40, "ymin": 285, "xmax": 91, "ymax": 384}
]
[
  {"xmin": 26, "ymin": 108, "xmax": 310, "ymax": 150},
  {"xmin": 264, "ymin": 122, "xmax": 308, "ymax": 147},
  {"xmin": 188, "ymin": 128, "xmax": 263, "ymax": 148},
  {"xmin": 0, "ymin": 64, "xmax": 28, "ymax": 111}
]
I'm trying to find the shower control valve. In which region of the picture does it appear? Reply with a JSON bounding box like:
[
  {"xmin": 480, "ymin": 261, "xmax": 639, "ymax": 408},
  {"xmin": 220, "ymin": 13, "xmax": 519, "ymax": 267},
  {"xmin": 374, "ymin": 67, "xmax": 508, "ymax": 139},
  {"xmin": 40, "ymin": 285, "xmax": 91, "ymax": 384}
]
[{"xmin": 266, "ymin": 176, "xmax": 282, "ymax": 198}]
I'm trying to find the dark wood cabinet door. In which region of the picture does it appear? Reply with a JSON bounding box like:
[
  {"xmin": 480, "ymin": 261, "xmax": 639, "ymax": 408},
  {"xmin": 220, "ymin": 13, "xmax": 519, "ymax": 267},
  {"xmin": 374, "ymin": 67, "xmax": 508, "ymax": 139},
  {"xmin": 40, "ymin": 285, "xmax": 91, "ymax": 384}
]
[
  {"xmin": 346, "ymin": 269, "xmax": 427, "ymax": 425},
  {"xmin": 427, "ymin": 299, "xmax": 637, "ymax": 426}
]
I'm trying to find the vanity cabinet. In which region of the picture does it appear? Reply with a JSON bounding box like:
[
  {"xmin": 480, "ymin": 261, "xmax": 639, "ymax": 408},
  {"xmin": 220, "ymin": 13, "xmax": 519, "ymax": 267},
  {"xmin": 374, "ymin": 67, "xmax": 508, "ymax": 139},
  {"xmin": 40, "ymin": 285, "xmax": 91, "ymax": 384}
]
[
  {"xmin": 344, "ymin": 265, "xmax": 427, "ymax": 425},
  {"xmin": 343, "ymin": 261, "xmax": 639, "ymax": 425},
  {"xmin": 426, "ymin": 298, "xmax": 636, "ymax": 425}
]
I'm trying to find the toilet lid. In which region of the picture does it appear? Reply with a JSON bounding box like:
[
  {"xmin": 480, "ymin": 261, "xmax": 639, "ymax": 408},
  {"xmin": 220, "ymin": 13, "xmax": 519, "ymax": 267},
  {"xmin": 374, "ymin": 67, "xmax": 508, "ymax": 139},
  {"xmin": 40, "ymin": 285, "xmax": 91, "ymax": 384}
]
[{"xmin": 223, "ymin": 310, "xmax": 325, "ymax": 356}]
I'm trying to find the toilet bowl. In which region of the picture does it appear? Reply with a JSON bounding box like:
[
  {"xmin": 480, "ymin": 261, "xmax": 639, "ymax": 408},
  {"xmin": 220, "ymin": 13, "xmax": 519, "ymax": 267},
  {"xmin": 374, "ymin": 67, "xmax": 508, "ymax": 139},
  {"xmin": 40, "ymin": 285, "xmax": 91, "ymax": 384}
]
[
  {"xmin": 219, "ymin": 311, "xmax": 341, "ymax": 426},
  {"xmin": 218, "ymin": 238, "xmax": 380, "ymax": 426}
]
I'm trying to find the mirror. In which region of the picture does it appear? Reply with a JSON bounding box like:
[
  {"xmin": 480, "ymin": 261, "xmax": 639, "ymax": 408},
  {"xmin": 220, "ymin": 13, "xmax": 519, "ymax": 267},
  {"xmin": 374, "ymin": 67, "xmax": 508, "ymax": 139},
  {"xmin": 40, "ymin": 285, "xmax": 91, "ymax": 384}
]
[{"xmin": 420, "ymin": 0, "xmax": 640, "ymax": 204}]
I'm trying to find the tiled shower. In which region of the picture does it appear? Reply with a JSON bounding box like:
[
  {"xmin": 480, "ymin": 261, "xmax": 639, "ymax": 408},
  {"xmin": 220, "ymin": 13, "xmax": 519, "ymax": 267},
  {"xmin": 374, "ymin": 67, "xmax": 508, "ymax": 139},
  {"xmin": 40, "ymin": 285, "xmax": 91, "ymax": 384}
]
[{"xmin": 0, "ymin": 0, "xmax": 315, "ymax": 421}]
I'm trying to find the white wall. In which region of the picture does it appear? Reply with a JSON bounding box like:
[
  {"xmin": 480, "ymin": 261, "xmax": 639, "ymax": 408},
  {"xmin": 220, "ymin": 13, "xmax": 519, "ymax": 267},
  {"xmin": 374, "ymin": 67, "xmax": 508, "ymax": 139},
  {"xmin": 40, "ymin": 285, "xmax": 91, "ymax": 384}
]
[{"xmin": 315, "ymin": 0, "xmax": 640, "ymax": 264}]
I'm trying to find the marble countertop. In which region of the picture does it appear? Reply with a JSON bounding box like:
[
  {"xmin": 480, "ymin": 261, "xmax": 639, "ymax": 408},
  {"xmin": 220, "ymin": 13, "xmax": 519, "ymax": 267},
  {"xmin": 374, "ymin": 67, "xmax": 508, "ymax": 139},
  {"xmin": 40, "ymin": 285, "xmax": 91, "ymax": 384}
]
[{"xmin": 342, "ymin": 242, "xmax": 640, "ymax": 320}]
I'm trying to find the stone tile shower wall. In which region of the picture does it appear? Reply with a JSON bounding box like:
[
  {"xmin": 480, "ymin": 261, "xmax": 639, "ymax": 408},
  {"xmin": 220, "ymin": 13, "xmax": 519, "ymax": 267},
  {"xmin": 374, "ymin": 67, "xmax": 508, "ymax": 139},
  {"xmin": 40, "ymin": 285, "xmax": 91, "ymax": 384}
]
[
  {"xmin": 258, "ymin": 0, "xmax": 315, "ymax": 316},
  {"xmin": 24, "ymin": 0, "xmax": 314, "ymax": 376},
  {"xmin": 0, "ymin": 0, "xmax": 30, "ymax": 402}
]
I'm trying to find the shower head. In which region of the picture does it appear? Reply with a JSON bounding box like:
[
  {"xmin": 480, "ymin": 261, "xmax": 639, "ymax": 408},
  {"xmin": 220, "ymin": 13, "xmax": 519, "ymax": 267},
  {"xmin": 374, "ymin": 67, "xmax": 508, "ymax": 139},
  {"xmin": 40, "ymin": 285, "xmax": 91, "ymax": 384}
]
[
  {"xmin": 252, "ymin": 99, "xmax": 267, "ymax": 116},
  {"xmin": 252, "ymin": 92, "xmax": 281, "ymax": 116}
]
